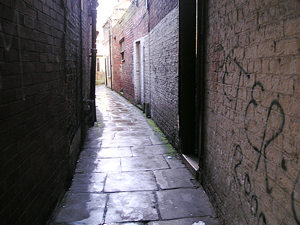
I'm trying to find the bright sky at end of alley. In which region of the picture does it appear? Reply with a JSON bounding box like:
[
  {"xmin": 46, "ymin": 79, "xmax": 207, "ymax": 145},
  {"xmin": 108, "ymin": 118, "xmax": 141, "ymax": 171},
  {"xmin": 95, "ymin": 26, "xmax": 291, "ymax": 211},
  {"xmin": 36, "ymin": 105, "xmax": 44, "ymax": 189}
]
[{"xmin": 97, "ymin": 0, "xmax": 118, "ymax": 29}]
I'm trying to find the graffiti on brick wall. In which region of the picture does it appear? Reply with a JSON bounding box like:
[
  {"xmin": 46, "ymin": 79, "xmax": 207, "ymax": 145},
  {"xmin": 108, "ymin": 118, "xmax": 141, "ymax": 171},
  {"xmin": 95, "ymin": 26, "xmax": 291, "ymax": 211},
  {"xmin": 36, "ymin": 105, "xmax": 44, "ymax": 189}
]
[
  {"xmin": 231, "ymin": 80, "xmax": 300, "ymax": 225},
  {"xmin": 244, "ymin": 81, "xmax": 285, "ymax": 194},
  {"xmin": 233, "ymin": 144, "xmax": 267, "ymax": 225},
  {"xmin": 216, "ymin": 42, "xmax": 300, "ymax": 224},
  {"xmin": 215, "ymin": 44, "xmax": 250, "ymax": 111},
  {"xmin": 293, "ymin": 171, "xmax": 300, "ymax": 224},
  {"xmin": 231, "ymin": 82, "xmax": 300, "ymax": 224},
  {"xmin": 0, "ymin": 5, "xmax": 25, "ymax": 100},
  {"xmin": 233, "ymin": 146, "xmax": 300, "ymax": 225}
]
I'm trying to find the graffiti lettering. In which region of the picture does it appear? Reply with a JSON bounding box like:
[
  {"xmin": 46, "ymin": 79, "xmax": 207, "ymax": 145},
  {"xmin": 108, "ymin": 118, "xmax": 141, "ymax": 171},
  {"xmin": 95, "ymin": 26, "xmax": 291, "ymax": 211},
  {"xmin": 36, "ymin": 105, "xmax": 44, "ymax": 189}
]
[
  {"xmin": 257, "ymin": 212, "xmax": 267, "ymax": 225},
  {"xmin": 251, "ymin": 195, "xmax": 258, "ymax": 217},
  {"xmin": 215, "ymin": 44, "xmax": 250, "ymax": 111},
  {"xmin": 244, "ymin": 173, "xmax": 252, "ymax": 196},
  {"xmin": 281, "ymin": 158, "xmax": 287, "ymax": 171},
  {"xmin": 233, "ymin": 144, "xmax": 243, "ymax": 186},
  {"xmin": 244, "ymin": 82, "xmax": 285, "ymax": 194},
  {"xmin": 292, "ymin": 170, "xmax": 300, "ymax": 225},
  {"xmin": 232, "ymin": 145, "xmax": 267, "ymax": 225}
]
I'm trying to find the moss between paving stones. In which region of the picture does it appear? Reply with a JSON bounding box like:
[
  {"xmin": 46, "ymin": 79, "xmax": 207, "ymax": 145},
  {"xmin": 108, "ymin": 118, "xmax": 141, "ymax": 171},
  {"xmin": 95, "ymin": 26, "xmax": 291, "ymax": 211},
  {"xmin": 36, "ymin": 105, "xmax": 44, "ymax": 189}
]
[
  {"xmin": 96, "ymin": 122, "xmax": 103, "ymax": 128},
  {"xmin": 146, "ymin": 117, "xmax": 176, "ymax": 157}
]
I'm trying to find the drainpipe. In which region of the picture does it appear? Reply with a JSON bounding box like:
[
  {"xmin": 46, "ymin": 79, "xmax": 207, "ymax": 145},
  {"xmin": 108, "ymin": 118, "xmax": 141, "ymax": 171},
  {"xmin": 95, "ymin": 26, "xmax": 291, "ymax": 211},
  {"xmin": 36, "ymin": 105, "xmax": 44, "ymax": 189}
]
[
  {"xmin": 79, "ymin": 0, "xmax": 85, "ymax": 139},
  {"xmin": 105, "ymin": 58, "xmax": 108, "ymax": 86},
  {"xmin": 147, "ymin": 0, "xmax": 151, "ymax": 118},
  {"xmin": 109, "ymin": 19, "xmax": 113, "ymax": 89},
  {"xmin": 89, "ymin": 0, "xmax": 98, "ymax": 124}
]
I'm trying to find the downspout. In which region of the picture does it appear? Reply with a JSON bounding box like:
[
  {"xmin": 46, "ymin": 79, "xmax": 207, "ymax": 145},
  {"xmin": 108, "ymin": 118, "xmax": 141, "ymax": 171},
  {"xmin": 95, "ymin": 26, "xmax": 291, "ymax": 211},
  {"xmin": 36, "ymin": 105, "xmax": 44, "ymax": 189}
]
[
  {"xmin": 89, "ymin": 0, "xmax": 98, "ymax": 124},
  {"xmin": 197, "ymin": 0, "xmax": 208, "ymax": 182},
  {"xmin": 79, "ymin": 0, "xmax": 84, "ymax": 139},
  {"xmin": 109, "ymin": 19, "xmax": 113, "ymax": 89},
  {"xmin": 147, "ymin": 0, "xmax": 151, "ymax": 118},
  {"xmin": 105, "ymin": 58, "xmax": 108, "ymax": 86}
]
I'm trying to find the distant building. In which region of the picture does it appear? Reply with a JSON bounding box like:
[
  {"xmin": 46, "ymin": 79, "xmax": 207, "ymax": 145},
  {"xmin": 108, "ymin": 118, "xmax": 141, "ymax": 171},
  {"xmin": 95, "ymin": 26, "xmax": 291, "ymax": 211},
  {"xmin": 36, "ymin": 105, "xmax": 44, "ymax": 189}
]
[{"xmin": 99, "ymin": 0, "xmax": 131, "ymax": 88}]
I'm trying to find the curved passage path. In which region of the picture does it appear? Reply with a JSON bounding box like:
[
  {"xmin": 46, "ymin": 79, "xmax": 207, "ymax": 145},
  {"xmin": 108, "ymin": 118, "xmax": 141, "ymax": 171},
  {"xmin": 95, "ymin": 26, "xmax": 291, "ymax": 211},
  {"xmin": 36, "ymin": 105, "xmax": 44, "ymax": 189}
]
[{"xmin": 50, "ymin": 85, "xmax": 219, "ymax": 225}]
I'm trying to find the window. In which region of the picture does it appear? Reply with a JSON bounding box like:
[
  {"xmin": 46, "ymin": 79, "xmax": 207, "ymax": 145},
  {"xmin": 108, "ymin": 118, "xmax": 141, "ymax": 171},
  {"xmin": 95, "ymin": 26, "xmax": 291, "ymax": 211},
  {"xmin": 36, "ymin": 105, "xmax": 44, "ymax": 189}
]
[
  {"xmin": 97, "ymin": 58, "xmax": 100, "ymax": 72},
  {"xmin": 120, "ymin": 39, "xmax": 125, "ymax": 62},
  {"xmin": 106, "ymin": 57, "xmax": 111, "ymax": 77}
]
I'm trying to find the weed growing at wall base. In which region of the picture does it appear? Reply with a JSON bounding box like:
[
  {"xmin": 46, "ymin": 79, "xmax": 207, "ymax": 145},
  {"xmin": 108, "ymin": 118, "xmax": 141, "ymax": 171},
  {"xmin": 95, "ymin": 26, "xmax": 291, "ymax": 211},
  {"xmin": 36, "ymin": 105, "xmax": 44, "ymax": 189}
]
[{"xmin": 146, "ymin": 117, "xmax": 176, "ymax": 156}]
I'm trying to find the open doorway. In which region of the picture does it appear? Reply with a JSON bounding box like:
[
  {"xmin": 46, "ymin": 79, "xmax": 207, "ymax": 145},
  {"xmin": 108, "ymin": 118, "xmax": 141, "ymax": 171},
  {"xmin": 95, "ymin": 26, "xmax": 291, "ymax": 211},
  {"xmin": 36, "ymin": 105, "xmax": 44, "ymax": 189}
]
[
  {"xmin": 135, "ymin": 41, "xmax": 142, "ymax": 104},
  {"xmin": 179, "ymin": 0, "xmax": 207, "ymax": 176},
  {"xmin": 134, "ymin": 40, "xmax": 144, "ymax": 106}
]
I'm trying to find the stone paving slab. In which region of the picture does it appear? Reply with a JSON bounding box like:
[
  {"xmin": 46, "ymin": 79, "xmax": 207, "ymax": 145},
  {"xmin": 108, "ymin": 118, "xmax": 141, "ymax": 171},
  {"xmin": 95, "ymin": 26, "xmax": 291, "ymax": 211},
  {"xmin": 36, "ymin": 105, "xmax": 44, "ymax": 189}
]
[
  {"xmin": 80, "ymin": 146, "xmax": 133, "ymax": 159},
  {"xmin": 157, "ymin": 188, "xmax": 216, "ymax": 220},
  {"xmin": 131, "ymin": 145, "xmax": 169, "ymax": 156},
  {"xmin": 76, "ymin": 158, "xmax": 121, "ymax": 173},
  {"xmin": 82, "ymin": 138, "xmax": 102, "ymax": 149},
  {"xmin": 69, "ymin": 173, "xmax": 106, "ymax": 193},
  {"xmin": 107, "ymin": 223, "xmax": 143, "ymax": 225},
  {"xmin": 150, "ymin": 135, "xmax": 165, "ymax": 145},
  {"xmin": 53, "ymin": 192, "xmax": 107, "ymax": 224},
  {"xmin": 105, "ymin": 191, "xmax": 159, "ymax": 223},
  {"xmin": 147, "ymin": 217, "xmax": 219, "ymax": 225},
  {"xmin": 102, "ymin": 137, "xmax": 153, "ymax": 148},
  {"xmin": 114, "ymin": 131, "xmax": 151, "ymax": 138},
  {"xmin": 163, "ymin": 154, "xmax": 186, "ymax": 169},
  {"xmin": 121, "ymin": 155, "xmax": 169, "ymax": 171},
  {"xmin": 85, "ymin": 127, "xmax": 102, "ymax": 141},
  {"xmin": 105, "ymin": 171, "xmax": 158, "ymax": 192},
  {"xmin": 154, "ymin": 168, "xmax": 195, "ymax": 189},
  {"xmin": 98, "ymin": 147, "xmax": 133, "ymax": 158}
]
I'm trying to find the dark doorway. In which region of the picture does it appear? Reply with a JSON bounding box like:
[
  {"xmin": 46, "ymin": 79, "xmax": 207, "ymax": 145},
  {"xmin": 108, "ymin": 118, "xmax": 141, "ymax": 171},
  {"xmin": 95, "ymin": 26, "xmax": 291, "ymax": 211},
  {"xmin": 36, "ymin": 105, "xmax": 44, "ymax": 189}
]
[
  {"xmin": 135, "ymin": 41, "xmax": 142, "ymax": 104},
  {"xmin": 179, "ymin": 0, "xmax": 207, "ymax": 175}
]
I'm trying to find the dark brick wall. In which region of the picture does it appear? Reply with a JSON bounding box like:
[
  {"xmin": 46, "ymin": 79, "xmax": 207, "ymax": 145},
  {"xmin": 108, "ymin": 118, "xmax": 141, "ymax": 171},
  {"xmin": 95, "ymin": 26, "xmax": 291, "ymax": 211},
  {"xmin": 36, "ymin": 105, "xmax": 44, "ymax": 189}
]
[
  {"xmin": 148, "ymin": 0, "xmax": 178, "ymax": 31},
  {"xmin": 147, "ymin": 5, "xmax": 179, "ymax": 148},
  {"xmin": 0, "ymin": 0, "xmax": 94, "ymax": 224},
  {"xmin": 202, "ymin": 0, "xmax": 300, "ymax": 224}
]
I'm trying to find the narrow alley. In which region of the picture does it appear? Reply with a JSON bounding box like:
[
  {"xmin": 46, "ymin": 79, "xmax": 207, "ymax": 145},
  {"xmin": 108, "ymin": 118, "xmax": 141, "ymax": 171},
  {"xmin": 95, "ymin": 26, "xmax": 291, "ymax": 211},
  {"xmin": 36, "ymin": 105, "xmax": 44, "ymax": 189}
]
[
  {"xmin": 1, "ymin": 0, "xmax": 299, "ymax": 224},
  {"xmin": 50, "ymin": 85, "xmax": 218, "ymax": 225}
]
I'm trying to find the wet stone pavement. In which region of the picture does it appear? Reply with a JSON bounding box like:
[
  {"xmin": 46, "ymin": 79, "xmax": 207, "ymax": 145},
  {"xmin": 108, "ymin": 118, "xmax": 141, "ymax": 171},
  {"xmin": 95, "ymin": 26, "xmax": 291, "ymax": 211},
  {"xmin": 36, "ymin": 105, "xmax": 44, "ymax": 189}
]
[{"xmin": 50, "ymin": 86, "xmax": 219, "ymax": 225}]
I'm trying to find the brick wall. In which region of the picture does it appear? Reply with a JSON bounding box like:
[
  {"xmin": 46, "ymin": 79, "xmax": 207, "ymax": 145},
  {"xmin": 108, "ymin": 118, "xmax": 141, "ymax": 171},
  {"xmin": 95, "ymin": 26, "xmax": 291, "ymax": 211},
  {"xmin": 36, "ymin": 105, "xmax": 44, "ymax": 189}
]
[
  {"xmin": 0, "ymin": 0, "xmax": 94, "ymax": 224},
  {"xmin": 203, "ymin": 0, "xmax": 300, "ymax": 224},
  {"xmin": 112, "ymin": 0, "xmax": 149, "ymax": 100},
  {"xmin": 111, "ymin": 0, "xmax": 179, "ymax": 147},
  {"xmin": 146, "ymin": 5, "xmax": 179, "ymax": 148}
]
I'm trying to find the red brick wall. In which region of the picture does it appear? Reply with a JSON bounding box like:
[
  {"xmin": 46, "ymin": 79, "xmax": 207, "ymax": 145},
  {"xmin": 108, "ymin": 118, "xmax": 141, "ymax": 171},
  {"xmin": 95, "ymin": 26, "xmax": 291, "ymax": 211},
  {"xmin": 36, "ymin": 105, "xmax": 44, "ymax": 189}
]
[
  {"xmin": 112, "ymin": 0, "xmax": 149, "ymax": 100},
  {"xmin": 203, "ymin": 0, "xmax": 300, "ymax": 224},
  {"xmin": 0, "ymin": 0, "xmax": 94, "ymax": 224}
]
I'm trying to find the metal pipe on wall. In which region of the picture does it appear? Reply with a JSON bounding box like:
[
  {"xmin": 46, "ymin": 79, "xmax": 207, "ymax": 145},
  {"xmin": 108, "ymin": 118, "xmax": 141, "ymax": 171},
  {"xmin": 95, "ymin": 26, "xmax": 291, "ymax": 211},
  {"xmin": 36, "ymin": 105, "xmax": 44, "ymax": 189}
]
[
  {"xmin": 89, "ymin": 0, "xmax": 98, "ymax": 124},
  {"xmin": 109, "ymin": 20, "xmax": 113, "ymax": 89}
]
